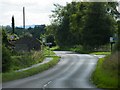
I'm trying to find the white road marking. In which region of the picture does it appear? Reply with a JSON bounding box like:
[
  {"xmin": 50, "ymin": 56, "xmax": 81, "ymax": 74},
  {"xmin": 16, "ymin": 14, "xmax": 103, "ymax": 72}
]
[{"xmin": 43, "ymin": 80, "xmax": 52, "ymax": 89}]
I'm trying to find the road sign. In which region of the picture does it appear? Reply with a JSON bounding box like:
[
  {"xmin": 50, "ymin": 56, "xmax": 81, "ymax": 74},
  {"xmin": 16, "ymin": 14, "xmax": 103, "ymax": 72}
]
[
  {"xmin": 110, "ymin": 37, "xmax": 113, "ymax": 43},
  {"xmin": 42, "ymin": 38, "xmax": 46, "ymax": 43},
  {"xmin": 45, "ymin": 43, "xmax": 52, "ymax": 46}
]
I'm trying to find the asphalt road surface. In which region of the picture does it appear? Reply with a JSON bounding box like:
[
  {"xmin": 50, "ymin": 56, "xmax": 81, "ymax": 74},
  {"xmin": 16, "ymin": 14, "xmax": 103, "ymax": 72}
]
[{"xmin": 2, "ymin": 51, "xmax": 104, "ymax": 89}]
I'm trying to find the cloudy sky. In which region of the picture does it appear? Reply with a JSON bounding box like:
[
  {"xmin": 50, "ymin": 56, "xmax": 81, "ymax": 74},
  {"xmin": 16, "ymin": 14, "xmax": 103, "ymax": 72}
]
[
  {"xmin": 0, "ymin": 0, "xmax": 119, "ymax": 26},
  {"xmin": 0, "ymin": 0, "xmax": 73, "ymax": 26}
]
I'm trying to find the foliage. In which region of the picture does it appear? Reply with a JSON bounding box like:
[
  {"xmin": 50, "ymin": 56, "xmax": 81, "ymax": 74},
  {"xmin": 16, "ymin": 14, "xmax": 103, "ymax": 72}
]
[
  {"xmin": 51, "ymin": 45, "xmax": 89, "ymax": 54},
  {"xmin": 2, "ymin": 45, "xmax": 12, "ymax": 72},
  {"xmin": 5, "ymin": 25, "xmax": 46, "ymax": 40},
  {"xmin": 91, "ymin": 52, "xmax": 119, "ymax": 88},
  {"xmin": 114, "ymin": 20, "xmax": 120, "ymax": 51},
  {"xmin": 49, "ymin": 2, "xmax": 117, "ymax": 50},
  {"xmin": 2, "ymin": 29, "xmax": 9, "ymax": 47},
  {"xmin": 107, "ymin": 2, "xmax": 120, "ymax": 19},
  {"xmin": 11, "ymin": 50, "xmax": 44, "ymax": 71},
  {"xmin": 50, "ymin": 2, "xmax": 87, "ymax": 47},
  {"xmin": 82, "ymin": 2, "xmax": 116, "ymax": 49},
  {"xmin": 29, "ymin": 25, "xmax": 46, "ymax": 39},
  {"xmin": 90, "ymin": 51, "xmax": 110, "ymax": 55},
  {"xmin": 3, "ymin": 56, "xmax": 60, "ymax": 82},
  {"xmin": 7, "ymin": 33, "xmax": 19, "ymax": 41},
  {"xmin": 2, "ymin": 29, "xmax": 13, "ymax": 72},
  {"xmin": 3, "ymin": 46, "xmax": 54, "ymax": 72},
  {"xmin": 46, "ymin": 34, "xmax": 56, "ymax": 46}
]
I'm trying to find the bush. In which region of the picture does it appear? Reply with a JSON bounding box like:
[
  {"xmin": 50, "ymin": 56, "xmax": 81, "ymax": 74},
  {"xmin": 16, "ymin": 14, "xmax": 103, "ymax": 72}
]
[
  {"xmin": 70, "ymin": 45, "xmax": 90, "ymax": 54},
  {"xmin": 2, "ymin": 45, "xmax": 12, "ymax": 72},
  {"xmin": 11, "ymin": 51, "xmax": 44, "ymax": 70}
]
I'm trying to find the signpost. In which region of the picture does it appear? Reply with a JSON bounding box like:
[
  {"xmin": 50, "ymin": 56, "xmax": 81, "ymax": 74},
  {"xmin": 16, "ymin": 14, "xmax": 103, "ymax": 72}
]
[
  {"xmin": 42, "ymin": 38, "xmax": 46, "ymax": 43},
  {"xmin": 110, "ymin": 37, "xmax": 114, "ymax": 52},
  {"xmin": 41, "ymin": 38, "xmax": 46, "ymax": 51}
]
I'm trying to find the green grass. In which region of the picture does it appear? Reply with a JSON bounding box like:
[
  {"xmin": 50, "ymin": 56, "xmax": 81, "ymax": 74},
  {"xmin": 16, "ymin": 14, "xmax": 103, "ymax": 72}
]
[
  {"xmin": 44, "ymin": 47, "xmax": 56, "ymax": 56},
  {"xmin": 50, "ymin": 46, "xmax": 59, "ymax": 51},
  {"xmin": 2, "ymin": 56, "xmax": 60, "ymax": 82},
  {"xmin": 51, "ymin": 45, "xmax": 89, "ymax": 54},
  {"xmin": 2, "ymin": 47, "xmax": 60, "ymax": 82},
  {"xmin": 11, "ymin": 50, "xmax": 45, "ymax": 71},
  {"xmin": 10, "ymin": 47, "xmax": 55, "ymax": 71},
  {"xmin": 90, "ymin": 51, "xmax": 111, "ymax": 55},
  {"xmin": 91, "ymin": 52, "xmax": 119, "ymax": 89}
]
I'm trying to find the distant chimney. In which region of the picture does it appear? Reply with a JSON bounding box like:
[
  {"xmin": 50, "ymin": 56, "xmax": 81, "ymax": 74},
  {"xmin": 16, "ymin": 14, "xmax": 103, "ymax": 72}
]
[{"xmin": 23, "ymin": 7, "xmax": 25, "ymax": 29}]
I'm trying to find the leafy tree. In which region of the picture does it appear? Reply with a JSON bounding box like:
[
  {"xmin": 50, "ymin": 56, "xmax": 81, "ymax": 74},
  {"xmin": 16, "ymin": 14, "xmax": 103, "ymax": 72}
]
[
  {"xmin": 29, "ymin": 25, "xmax": 46, "ymax": 39},
  {"xmin": 114, "ymin": 20, "xmax": 120, "ymax": 51},
  {"xmin": 50, "ymin": 2, "xmax": 117, "ymax": 50},
  {"xmin": 50, "ymin": 2, "xmax": 89, "ymax": 47},
  {"xmin": 107, "ymin": 2, "xmax": 120, "ymax": 19},
  {"xmin": 82, "ymin": 2, "xmax": 116, "ymax": 50},
  {"xmin": 69, "ymin": 2, "xmax": 89, "ymax": 45},
  {"xmin": 50, "ymin": 4, "xmax": 71, "ymax": 47},
  {"xmin": 117, "ymin": 20, "xmax": 120, "ymax": 51}
]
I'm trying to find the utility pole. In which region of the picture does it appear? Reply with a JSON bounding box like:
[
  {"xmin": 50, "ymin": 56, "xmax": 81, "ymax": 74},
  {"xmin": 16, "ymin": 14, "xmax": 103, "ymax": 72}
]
[{"xmin": 23, "ymin": 7, "xmax": 25, "ymax": 29}]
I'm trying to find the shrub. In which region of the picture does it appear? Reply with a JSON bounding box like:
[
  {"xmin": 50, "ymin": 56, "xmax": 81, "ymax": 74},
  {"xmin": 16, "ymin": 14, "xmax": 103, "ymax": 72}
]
[
  {"xmin": 11, "ymin": 50, "xmax": 44, "ymax": 70},
  {"xmin": 70, "ymin": 45, "xmax": 90, "ymax": 54},
  {"xmin": 2, "ymin": 45, "xmax": 12, "ymax": 72}
]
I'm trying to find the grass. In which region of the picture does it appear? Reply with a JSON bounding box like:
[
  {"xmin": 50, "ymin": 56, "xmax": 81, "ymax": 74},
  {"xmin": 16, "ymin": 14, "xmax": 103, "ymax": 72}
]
[
  {"xmin": 91, "ymin": 51, "xmax": 119, "ymax": 89},
  {"xmin": 51, "ymin": 45, "xmax": 111, "ymax": 54},
  {"xmin": 44, "ymin": 47, "xmax": 56, "ymax": 56},
  {"xmin": 2, "ymin": 47, "xmax": 60, "ymax": 82},
  {"xmin": 10, "ymin": 47, "xmax": 55, "ymax": 71},
  {"xmin": 2, "ymin": 56, "xmax": 60, "ymax": 82},
  {"xmin": 51, "ymin": 45, "xmax": 89, "ymax": 54},
  {"xmin": 90, "ymin": 51, "xmax": 111, "ymax": 55},
  {"xmin": 11, "ymin": 50, "xmax": 45, "ymax": 71},
  {"xmin": 50, "ymin": 46, "xmax": 59, "ymax": 51}
]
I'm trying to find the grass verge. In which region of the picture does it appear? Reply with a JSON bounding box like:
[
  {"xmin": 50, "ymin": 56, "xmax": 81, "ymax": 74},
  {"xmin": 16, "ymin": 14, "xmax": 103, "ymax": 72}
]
[
  {"xmin": 51, "ymin": 45, "xmax": 89, "ymax": 54},
  {"xmin": 2, "ymin": 56, "xmax": 60, "ymax": 82},
  {"xmin": 91, "ymin": 52, "xmax": 119, "ymax": 89},
  {"xmin": 90, "ymin": 51, "xmax": 111, "ymax": 55},
  {"xmin": 10, "ymin": 50, "xmax": 45, "ymax": 71}
]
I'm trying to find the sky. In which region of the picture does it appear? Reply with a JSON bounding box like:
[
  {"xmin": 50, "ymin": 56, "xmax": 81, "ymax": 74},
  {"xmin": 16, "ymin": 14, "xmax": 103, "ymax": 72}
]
[
  {"xmin": 0, "ymin": 0, "xmax": 73, "ymax": 26},
  {"xmin": 0, "ymin": 0, "xmax": 120, "ymax": 27}
]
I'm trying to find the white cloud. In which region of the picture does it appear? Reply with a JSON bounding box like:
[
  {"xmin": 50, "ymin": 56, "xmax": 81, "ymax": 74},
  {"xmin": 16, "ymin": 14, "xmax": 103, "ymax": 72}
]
[{"xmin": 0, "ymin": 0, "xmax": 73, "ymax": 26}]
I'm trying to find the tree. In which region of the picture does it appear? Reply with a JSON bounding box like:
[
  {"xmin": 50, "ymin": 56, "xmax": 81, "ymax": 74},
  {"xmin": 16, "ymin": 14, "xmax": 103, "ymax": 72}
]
[
  {"xmin": 2, "ymin": 29, "xmax": 12, "ymax": 72},
  {"xmin": 107, "ymin": 2, "xmax": 120, "ymax": 19},
  {"xmin": 50, "ymin": 2, "xmax": 89, "ymax": 47},
  {"xmin": 50, "ymin": 3, "xmax": 71, "ymax": 47},
  {"xmin": 50, "ymin": 2, "xmax": 117, "ymax": 50},
  {"xmin": 12, "ymin": 15, "xmax": 15, "ymax": 34},
  {"xmin": 117, "ymin": 20, "xmax": 120, "ymax": 51},
  {"xmin": 81, "ymin": 2, "xmax": 116, "ymax": 50},
  {"xmin": 2, "ymin": 29, "xmax": 9, "ymax": 47},
  {"xmin": 46, "ymin": 34, "xmax": 56, "ymax": 46},
  {"xmin": 114, "ymin": 20, "xmax": 120, "ymax": 51}
]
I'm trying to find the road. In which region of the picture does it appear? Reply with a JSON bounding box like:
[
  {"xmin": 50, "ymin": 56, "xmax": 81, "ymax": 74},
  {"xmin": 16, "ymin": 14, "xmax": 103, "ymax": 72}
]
[{"xmin": 2, "ymin": 51, "xmax": 104, "ymax": 89}]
